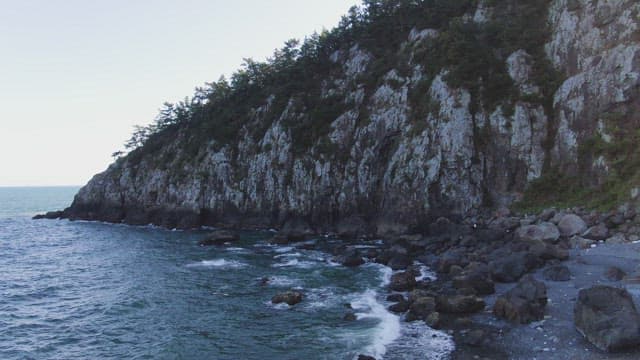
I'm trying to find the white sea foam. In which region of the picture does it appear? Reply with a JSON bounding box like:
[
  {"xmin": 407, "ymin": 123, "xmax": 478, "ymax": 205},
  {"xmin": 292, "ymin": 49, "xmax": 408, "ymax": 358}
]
[
  {"xmin": 272, "ymin": 259, "xmax": 316, "ymax": 269},
  {"xmin": 384, "ymin": 321, "xmax": 455, "ymax": 359},
  {"xmin": 414, "ymin": 262, "xmax": 437, "ymax": 282},
  {"xmin": 274, "ymin": 252, "xmax": 302, "ymax": 259},
  {"xmin": 274, "ymin": 246, "xmax": 295, "ymax": 253},
  {"xmin": 187, "ymin": 259, "xmax": 247, "ymax": 269},
  {"xmin": 351, "ymin": 289, "xmax": 401, "ymax": 359},
  {"xmin": 267, "ymin": 276, "xmax": 301, "ymax": 287}
]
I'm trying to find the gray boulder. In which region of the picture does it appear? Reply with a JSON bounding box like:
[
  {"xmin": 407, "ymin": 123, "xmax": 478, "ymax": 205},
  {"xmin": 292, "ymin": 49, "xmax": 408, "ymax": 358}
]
[
  {"xmin": 436, "ymin": 295, "xmax": 485, "ymax": 314},
  {"xmin": 406, "ymin": 296, "xmax": 436, "ymax": 322},
  {"xmin": 574, "ymin": 286, "xmax": 640, "ymax": 352},
  {"xmin": 493, "ymin": 275, "xmax": 547, "ymax": 324},
  {"xmin": 389, "ymin": 271, "xmax": 416, "ymax": 292},
  {"xmin": 558, "ymin": 214, "xmax": 587, "ymax": 237},
  {"xmin": 515, "ymin": 222, "xmax": 560, "ymax": 243},
  {"xmin": 583, "ymin": 224, "xmax": 610, "ymax": 241}
]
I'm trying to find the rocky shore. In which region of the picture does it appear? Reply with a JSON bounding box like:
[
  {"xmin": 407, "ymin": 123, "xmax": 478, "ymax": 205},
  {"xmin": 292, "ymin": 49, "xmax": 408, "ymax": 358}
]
[{"xmin": 196, "ymin": 202, "xmax": 640, "ymax": 359}]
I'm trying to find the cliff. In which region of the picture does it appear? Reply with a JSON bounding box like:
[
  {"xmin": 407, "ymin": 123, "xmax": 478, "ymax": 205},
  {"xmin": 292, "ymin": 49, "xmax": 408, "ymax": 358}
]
[{"xmin": 62, "ymin": 0, "xmax": 640, "ymax": 236}]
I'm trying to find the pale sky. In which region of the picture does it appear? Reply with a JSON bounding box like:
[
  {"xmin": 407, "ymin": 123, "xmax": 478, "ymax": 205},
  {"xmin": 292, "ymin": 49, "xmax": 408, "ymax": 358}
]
[{"xmin": 0, "ymin": 0, "xmax": 357, "ymax": 186}]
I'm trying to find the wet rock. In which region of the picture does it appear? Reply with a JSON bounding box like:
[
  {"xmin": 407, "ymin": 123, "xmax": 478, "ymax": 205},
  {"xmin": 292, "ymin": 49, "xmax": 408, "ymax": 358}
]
[
  {"xmin": 436, "ymin": 295, "xmax": 485, "ymax": 314},
  {"xmin": 357, "ymin": 355, "xmax": 376, "ymax": 360},
  {"xmin": 558, "ymin": 214, "xmax": 587, "ymax": 237},
  {"xmin": 386, "ymin": 294, "xmax": 405, "ymax": 302},
  {"xmin": 389, "ymin": 271, "xmax": 417, "ymax": 292},
  {"xmin": 406, "ymin": 296, "xmax": 436, "ymax": 321},
  {"xmin": 336, "ymin": 215, "xmax": 368, "ymax": 239},
  {"xmin": 515, "ymin": 222, "xmax": 560, "ymax": 243},
  {"xmin": 543, "ymin": 265, "xmax": 571, "ymax": 281},
  {"xmin": 425, "ymin": 311, "xmax": 442, "ymax": 329},
  {"xmin": 32, "ymin": 210, "xmax": 64, "ymax": 220},
  {"xmin": 604, "ymin": 267, "xmax": 626, "ymax": 281},
  {"xmin": 270, "ymin": 218, "xmax": 315, "ymax": 244},
  {"xmin": 333, "ymin": 249, "xmax": 365, "ymax": 267},
  {"xmin": 198, "ymin": 230, "xmax": 240, "ymax": 246},
  {"xmin": 272, "ymin": 291, "xmax": 303, "ymax": 306},
  {"xmin": 437, "ymin": 248, "xmax": 468, "ymax": 273},
  {"xmin": 538, "ymin": 208, "xmax": 557, "ymax": 222},
  {"xmin": 583, "ymin": 224, "xmax": 609, "ymax": 241},
  {"xmin": 449, "ymin": 265, "xmax": 464, "ymax": 277},
  {"xmin": 343, "ymin": 312, "xmax": 357, "ymax": 321},
  {"xmin": 527, "ymin": 240, "xmax": 569, "ymax": 261},
  {"xmin": 574, "ymin": 286, "xmax": 640, "ymax": 352},
  {"xmin": 493, "ymin": 275, "xmax": 547, "ymax": 324},
  {"xmin": 388, "ymin": 299, "xmax": 409, "ymax": 313}
]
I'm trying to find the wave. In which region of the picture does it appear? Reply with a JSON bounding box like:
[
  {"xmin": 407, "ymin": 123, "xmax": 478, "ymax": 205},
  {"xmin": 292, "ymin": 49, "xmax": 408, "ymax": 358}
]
[
  {"xmin": 384, "ymin": 321, "xmax": 455, "ymax": 359},
  {"xmin": 186, "ymin": 259, "xmax": 247, "ymax": 269},
  {"xmin": 351, "ymin": 289, "xmax": 401, "ymax": 359},
  {"xmin": 272, "ymin": 259, "xmax": 316, "ymax": 269},
  {"xmin": 414, "ymin": 262, "xmax": 437, "ymax": 282}
]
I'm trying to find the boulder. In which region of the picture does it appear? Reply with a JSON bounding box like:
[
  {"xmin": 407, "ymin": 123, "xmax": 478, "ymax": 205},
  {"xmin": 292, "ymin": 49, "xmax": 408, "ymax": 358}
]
[
  {"xmin": 558, "ymin": 214, "xmax": 587, "ymax": 237},
  {"xmin": 332, "ymin": 249, "xmax": 365, "ymax": 267},
  {"xmin": 574, "ymin": 286, "xmax": 640, "ymax": 352},
  {"xmin": 604, "ymin": 267, "xmax": 626, "ymax": 281},
  {"xmin": 389, "ymin": 271, "xmax": 417, "ymax": 292},
  {"xmin": 198, "ymin": 230, "xmax": 240, "ymax": 246},
  {"xmin": 272, "ymin": 291, "xmax": 303, "ymax": 306},
  {"xmin": 406, "ymin": 296, "xmax": 436, "ymax": 321},
  {"xmin": 32, "ymin": 210, "xmax": 64, "ymax": 220},
  {"xmin": 543, "ymin": 265, "xmax": 571, "ymax": 281},
  {"xmin": 425, "ymin": 311, "xmax": 442, "ymax": 329},
  {"xmin": 583, "ymin": 224, "xmax": 610, "ymax": 241},
  {"xmin": 515, "ymin": 222, "xmax": 560, "ymax": 243},
  {"xmin": 388, "ymin": 299, "xmax": 409, "ymax": 313},
  {"xmin": 357, "ymin": 355, "xmax": 376, "ymax": 360},
  {"xmin": 436, "ymin": 295, "xmax": 485, "ymax": 314},
  {"xmin": 489, "ymin": 252, "xmax": 540, "ymax": 283},
  {"xmin": 453, "ymin": 263, "xmax": 495, "ymax": 295},
  {"xmin": 606, "ymin": 234, "xmax": 628, "ymax": 245},
  {"xmin": 493, "ymin": 275, "xmax": 547, "ymax": 324}
]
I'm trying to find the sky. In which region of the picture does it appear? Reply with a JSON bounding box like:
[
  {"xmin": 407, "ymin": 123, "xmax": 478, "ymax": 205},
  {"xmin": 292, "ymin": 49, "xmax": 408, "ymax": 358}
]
[{"xmin": 0, "ymin": 0, "xmax": 358, "ymax": 186}]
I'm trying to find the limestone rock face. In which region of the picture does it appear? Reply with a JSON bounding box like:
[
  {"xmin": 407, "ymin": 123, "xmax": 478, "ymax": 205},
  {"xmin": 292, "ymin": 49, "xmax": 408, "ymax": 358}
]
[{"xmin": 62, "ymin": 0, "xmax": 640, "ymax": 234}]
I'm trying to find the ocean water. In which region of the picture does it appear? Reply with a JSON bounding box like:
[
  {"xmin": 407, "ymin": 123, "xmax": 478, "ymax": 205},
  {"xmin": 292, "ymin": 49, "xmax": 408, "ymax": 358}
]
[{"xmin": 0, "ymin": 187, "xmax": 453, "ymax": 359}]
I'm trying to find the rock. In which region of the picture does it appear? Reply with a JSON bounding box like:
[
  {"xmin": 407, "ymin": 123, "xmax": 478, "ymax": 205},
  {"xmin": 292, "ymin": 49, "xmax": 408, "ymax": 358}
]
[
  {"xmin": 604, "ymin": 267, "xmax": 626, "ymax": 281},
  {"xmin": 453, "ymin": 263, "xmax": 495, "ymax": 295},
  {"xmin": 515, "ymin": 222, "xmax": 560, "ymax": 243},
  {"xmin": 449, "ymin": 265, "xmax": 464, "ymax": 277},
  {"xmin": 489, "ymin": 252, "xmax": 540, "ymax": 283},
  {"xmin": 606, "ymin": 233, "xmax": 628, "ymax": 245},
  {"xmin": 543, "ymin": 265, "xmax": 571, "ymax": 281},
  {"xmin": 425, "ymin": 312, "xmax": 442, "ymax": 329},
  {"xmin": 357, "ymin": 355, "xmax": 376, "ymax": 360},
  {"xmin": 198, "ymin": 230, "xmax": 240, "ymax": 246},
  {"xmin": 389, "ymin": 271, "xmax": 417, "ymax": 292},
  {"xmin": 406, "ymin": 296, "xmax": 436, "ymax": 321},
  {"xmin": 574, "ymin": 286, "xmax": 640, "ymax": 352},
  {"xmin": 270, "ymin": 218, "xmax": 315, "ymax": 244},
  {"xmin": 558, "ymin": 214, "xmax": 587, "ymax": 237},
  {"xmin": 336, "ymin": 215, "xmax": 368, "ymax": 239},
  {"xmin": 386, "ymin": 294, "xmax": 405, "ymax": 302},
  {"xmin": 538, "ymin": 208, "xmax": 557, "ymax": 222},
  {"xmin": 333, "ymin": 249, "xmax": 365, "ymax": 267},
  {"xmin": 493, "ymin": 275, "xmax": 547, "ymax": 324},
  {"xmin": 272, "ymin": 291, "xmax": 303, "ymax": 306},
  {"xmin": 387, "ymin": 254, "xmax": 412, "ymax": 270},
  {"xmin": 388, "ymin": 299, "xmax": 409, "ymax": 313},
  {"xmin": 583, "ymin": 224, "xmax": 609, "ymax": 241},
  {"xmin": 436, "ymin": 295, "xmax": 485, "ymax": 314},
  {"xmin": 569, "ymin": 236, "xmax": 595, "ymax": 249},
  {"xmin": 526, "ymin": 240, "xmax": 569, "ymax": 261},
  {"xmin": 343, "ymin": 312, "xmax": 357, "ymax": 321},
  {"xmin": 32, "ymin": 210, "xmax": 64, "ymax": 220},
  {"xmin": 489, "ymin": 217, "xmax": 521, "ymax": 232}
]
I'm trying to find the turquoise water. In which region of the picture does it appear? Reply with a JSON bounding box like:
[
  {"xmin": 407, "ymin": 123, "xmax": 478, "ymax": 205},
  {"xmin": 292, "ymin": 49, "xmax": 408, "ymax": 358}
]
[{"xmin": 0, "ymin": 187, "xmax": 452, "ymax": 359}]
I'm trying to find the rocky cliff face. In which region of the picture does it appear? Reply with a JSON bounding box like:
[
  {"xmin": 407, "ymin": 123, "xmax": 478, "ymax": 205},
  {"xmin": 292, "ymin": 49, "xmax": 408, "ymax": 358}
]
[{"xmin": 64, "ymin": 0, "xmax": 640, "ymax": 235}]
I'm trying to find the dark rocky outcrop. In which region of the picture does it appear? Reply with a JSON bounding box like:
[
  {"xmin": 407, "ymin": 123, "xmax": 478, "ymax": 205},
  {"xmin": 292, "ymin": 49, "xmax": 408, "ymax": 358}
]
[
  {"xmin": 271, "ymin": 291, "xmax": 303, "ymax": 306},
  {"xmin": 574, "ymin": 286, "xmax": 640, "ymax": 352},
  {"xmin": 604, "ymin": 267, "xmax": 627, "ymax": 282},
  {"xmin": 389, "ymin": 271, "xmax": 417, "ymax": 292},
  {"xmin": 436, "ymin": 295, "xmax": 485, "ymax": 314},
  {"xmin": 198, "ymin": 230, "xmax": 240, "ymax": 246},
  {"xmin": 493, "ymin": 275, "xmax": 547, "ymax": 324}
]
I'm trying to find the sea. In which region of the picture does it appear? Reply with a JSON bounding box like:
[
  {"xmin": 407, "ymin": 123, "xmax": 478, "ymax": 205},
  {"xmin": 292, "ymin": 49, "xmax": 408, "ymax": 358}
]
[{"xmin": 0, "ymin": 187, "xmax": 454, "ymax": 359}]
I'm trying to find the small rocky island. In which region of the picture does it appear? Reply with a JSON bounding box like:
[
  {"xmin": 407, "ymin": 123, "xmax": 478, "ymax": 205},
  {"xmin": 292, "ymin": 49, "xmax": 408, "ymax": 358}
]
[{"xmin": 38, "ymin": 0, "xmax": 640, "ymax": 358}]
